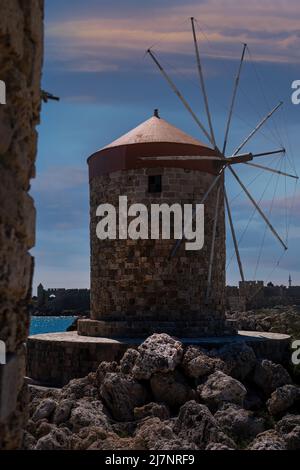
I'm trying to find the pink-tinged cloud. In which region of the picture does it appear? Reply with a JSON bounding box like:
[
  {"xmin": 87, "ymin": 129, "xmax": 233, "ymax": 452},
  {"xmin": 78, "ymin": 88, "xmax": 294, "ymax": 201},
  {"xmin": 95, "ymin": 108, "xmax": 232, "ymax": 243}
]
[{"xmin": 45, "ymin": 0, "xmax": 300, "ymax": 72}]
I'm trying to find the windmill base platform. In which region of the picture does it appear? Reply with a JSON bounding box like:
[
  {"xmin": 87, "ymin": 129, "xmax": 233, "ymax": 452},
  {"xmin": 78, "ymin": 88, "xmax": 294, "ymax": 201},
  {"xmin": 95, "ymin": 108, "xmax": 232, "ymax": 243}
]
[
  {"xmin": 27, "ymin": 330, "xmax": 291, "ymax": 387},
  {"xmin": 76, "ymin": 318, "xmax": 237, "ymax": 339}
]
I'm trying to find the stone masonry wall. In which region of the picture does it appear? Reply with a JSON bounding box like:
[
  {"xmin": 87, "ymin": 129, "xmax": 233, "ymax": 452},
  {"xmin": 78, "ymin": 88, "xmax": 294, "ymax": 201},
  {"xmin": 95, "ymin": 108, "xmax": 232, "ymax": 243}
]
[
  {"xmin": 0, "ymin": 0, "xmax": 43, "ymax": 449},
  {"xmin": 89, "ymin": 167, "xmax": 227, "ymax": 337}
]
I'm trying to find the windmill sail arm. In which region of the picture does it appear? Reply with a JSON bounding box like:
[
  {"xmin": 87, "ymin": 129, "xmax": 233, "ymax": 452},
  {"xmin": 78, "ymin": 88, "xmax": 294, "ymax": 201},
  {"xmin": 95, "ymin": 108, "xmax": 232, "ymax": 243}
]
[
  {"xmin": 243, "ymin": 161, "xmax": 299, "ymax": 179},
  {"xmin": 229, "ymin": 167, "xmax": 288, "ymax": 250},
  {"xmin": 251, "ymin": 149, "xmax": 285, "ymax": 158},
  {"xmin": 224, "ymin": 188, "xmax": 245, "ymax": 282},
  {"xmin": 223, "ymin": 43, "xmax": 247, "ymax": 155},
  {"xmin": 206, "ymin": 184, "xmax": 221, "ymax": 301},
  {"xmin": 147, "ymin": 49, "xmax": 214, "ymax": 146},
  {"xmin": 228, "ymin": 149, "xmax": 285, "ymax": 163},
  {"xmin": 233, "ymin": 101, "xmax": 283, "ymax": 156},
  {"xmin": 191, "ymin": 17, "xmax": 217, "ymax": 150}
]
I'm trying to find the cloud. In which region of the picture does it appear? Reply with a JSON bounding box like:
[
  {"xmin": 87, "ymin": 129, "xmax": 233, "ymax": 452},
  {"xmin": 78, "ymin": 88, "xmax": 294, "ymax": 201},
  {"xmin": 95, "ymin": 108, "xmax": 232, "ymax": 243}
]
[
  {"xmin": 232, "ymin": 193, "xmax": 299, "ymax": 217},
  {"xmin": 45, "ymin": 0, "xmax": 300, "ymax": 74},
  {"xmin": 31, "ymin": 166, "xmax": 89, "ymax": 231},
  {"xmin": 35, "ymin": 0, "xmax": 300, "ymax": 287},
  {"xmin": 32, "ymin": 166, "xmax": 87, "ymax": 192}
]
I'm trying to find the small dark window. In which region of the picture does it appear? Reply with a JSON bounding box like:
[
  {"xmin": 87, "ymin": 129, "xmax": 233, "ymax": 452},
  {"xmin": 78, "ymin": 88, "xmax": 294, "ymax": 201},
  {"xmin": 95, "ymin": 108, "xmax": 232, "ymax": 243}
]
[{"xmin": 148, "ymin": 175, "xmax": 162, "ymax": 193}]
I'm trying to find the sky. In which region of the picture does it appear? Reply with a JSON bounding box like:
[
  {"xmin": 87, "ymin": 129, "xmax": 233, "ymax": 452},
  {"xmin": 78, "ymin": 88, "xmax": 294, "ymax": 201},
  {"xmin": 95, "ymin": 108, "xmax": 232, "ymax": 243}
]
[{"xmin": 31, "ymin": 0, "xmax": 300, "ymax": 293}]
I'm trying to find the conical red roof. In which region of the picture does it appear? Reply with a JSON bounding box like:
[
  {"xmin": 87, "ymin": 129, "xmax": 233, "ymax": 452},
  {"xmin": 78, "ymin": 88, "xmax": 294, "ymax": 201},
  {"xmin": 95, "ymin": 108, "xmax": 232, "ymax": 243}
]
[
  {"xmin": 88, "ymin": 113, "xmax": 219, "ymax": 179},
  {"xmin": 101, "ymin": 115, "xmax": 211, "ymax": 150}
]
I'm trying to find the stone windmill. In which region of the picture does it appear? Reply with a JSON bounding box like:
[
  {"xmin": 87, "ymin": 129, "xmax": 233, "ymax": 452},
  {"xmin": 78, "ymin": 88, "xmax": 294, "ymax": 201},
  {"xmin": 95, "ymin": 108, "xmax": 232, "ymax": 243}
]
[{"xmin": 78, "ymin": 18, "xmax": 298, "ymax": 340}]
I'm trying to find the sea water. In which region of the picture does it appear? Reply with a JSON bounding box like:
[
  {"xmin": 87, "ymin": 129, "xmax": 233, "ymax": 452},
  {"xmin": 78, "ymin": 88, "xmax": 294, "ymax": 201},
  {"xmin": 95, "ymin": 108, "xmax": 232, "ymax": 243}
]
[{"xmin": 29, "ymin": 316, "xmax": 78, "ymax": 335}]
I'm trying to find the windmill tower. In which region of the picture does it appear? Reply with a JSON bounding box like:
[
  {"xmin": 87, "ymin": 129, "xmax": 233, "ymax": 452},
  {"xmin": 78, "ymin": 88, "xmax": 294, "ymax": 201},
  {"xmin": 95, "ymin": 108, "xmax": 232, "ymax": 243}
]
[
  {"xmin": 78, "ymin": 18, "xmax": 298, "ymax": 340},
  {"xmin": 79, "ymin": 110, "xmax": 232, "ymax": 338}
]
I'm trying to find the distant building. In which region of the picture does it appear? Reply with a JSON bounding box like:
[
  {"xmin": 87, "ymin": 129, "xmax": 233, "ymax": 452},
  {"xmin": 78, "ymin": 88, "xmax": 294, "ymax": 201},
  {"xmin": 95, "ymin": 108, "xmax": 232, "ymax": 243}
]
[
  {"xmin": 226, "ymin": 280, "xmax": 300, "ymax": 311},
  {"xmin": 36, "ymin": 284, "xmax": 90, "ymax": 314}
]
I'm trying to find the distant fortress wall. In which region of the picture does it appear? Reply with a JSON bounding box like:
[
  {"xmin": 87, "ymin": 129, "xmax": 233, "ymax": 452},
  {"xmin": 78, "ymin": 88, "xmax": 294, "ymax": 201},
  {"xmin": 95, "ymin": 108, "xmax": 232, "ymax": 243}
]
[
  {"xmin": 226, "ymin": 281, "xmax": 300, "ymax": 311},
  {"xmin": 37, "ymin": 284, "xmax": 90, "ymax": 313}
]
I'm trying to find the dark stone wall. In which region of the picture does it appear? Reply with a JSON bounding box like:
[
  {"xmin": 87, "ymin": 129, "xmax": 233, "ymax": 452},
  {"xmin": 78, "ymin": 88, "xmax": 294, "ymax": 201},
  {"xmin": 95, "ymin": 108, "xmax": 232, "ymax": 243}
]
[{"xmin": 0, "ymin": 0, "xmax": 44, "ymax": 449}]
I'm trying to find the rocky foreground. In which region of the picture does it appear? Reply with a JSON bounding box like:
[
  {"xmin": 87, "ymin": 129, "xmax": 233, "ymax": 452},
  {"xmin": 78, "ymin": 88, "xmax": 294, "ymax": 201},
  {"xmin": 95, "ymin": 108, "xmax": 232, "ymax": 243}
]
[
  {"xmin": 24, "ymin": 334, "xmax": 300, "ymax": 450},
  {"xmin": 227, "ymin": 305, "xmax": 300, "ymax": 339}
]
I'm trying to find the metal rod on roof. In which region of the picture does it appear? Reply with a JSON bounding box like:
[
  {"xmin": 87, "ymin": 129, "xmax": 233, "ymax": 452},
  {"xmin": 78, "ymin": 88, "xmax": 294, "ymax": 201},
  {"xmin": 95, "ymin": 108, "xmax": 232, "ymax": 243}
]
[
  {"xmin": 206, "ymin": 184, "xmax": 221, "ymax": 302},
  {"xmin": 243, "ymin": 161, "xmax": 299, "ymax": 179},
  {"xmin": 147, "ymin": 49, "xmax": 214, "ymax": 147},
  {"xmin": 233, "ymin": 101, "xmax": 283, "ymax": 156},
  {"xmin": 222, "ymin": 43, "xmax": 247, "ymax": 155},
  {"xmin": 224, "ymin": 188, "xmax": 245, "ymax": 282},
  {"xmin": 191, "ymin": 17, "xmax": 218, "ymax": 151},
  {"xmin": 170, "ymin": 165, "xmax": 227, "ymax": 257},
  {"xmin": 229, "ymin": 166, "xmax": 288, "ymax": 250}
]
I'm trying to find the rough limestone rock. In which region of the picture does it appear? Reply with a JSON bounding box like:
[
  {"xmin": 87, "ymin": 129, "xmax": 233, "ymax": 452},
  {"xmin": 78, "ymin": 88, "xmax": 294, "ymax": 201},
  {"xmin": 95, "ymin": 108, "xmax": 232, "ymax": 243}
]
[
  {"xmin": 24, "ymin": 332, "xmax": 300, "ymax": 451},
  {"xmin": 181, "ymin": 346, "xmax": 224, "ymax": 379},
  {"xmin": 28, "ymin": 384, "xmax": 61, "ymax": 403},
  {"xmin": 173, "ymin": 401, "xmax": 235, "ymax": 450},
  {"xmin": 276, "ymin": 414, "xmax": 300, "ymax": 450},
  {"xmin": 35, "ymin": 421, "xmax": 55, "ymax": 439},
  {"xmin": 227, "ymin": 306, "xmax": 300, "ymax": 339},
  {"xmin": 134, "ymin": 417, "xmax": 197, "ymax": 450},
  {"xmin": 112, "ymin": 421, "xmax": 137, "ymax": 437},
  {"xmin": 90, "ymin": 433, "xmax": 136, "ymax": 451},
  {"xmin": 283, "ymin": 425, "xmax": 300, "ymax": 450},
  {"xmin": 32, "ymin": 399, "xmax": 57, "ymax": 422},
  {"xmin": 132, "ymin": 334, "xmax": 183, "ymax": 380},
  {"xmin": 26, "ymin": 419, "xmax": 38, "ymax": 438},
  {"xmin": 198, "ymin": 371, "xmax": 247, "ymax": 409},
  {"xmin": 206, "ymin": 443, "xmax": 235, "ymax": 450},
  {"xmin": 253, "ymin": 360, "xmax": 292, "ymax": 395},
  {"xmin": 134, "ymin": 402, "xmax": 170, "ymax": 421},
  {"xmin": 53, "ymin": 399, "xmax": 75, "ymax": 425},
  {"xmin": 35, "ymin": 427, "xmax": 73, "ymax": 450},
  {"xmin": 95, "ymin": 361, "xmax": 119, "ymax": 386},
  {"xmin": 73, "ymin": 426, "xmax": 108, "ymax": 450},
  {"xmin": 214, "ymin": 403, "xmax": 265, "ymax": 441},
  {"xmin": 210, "ymin": 342, "xmax": 257, "ymax": 380},
  {"xmin": 267, "ymin": 385, "xmax": 300, "ymax": 416},
  {"xmin": 69, "ymin": 399, "xmax": 109, "ymax": 432},
  {"xmin": 120, "ymin": 349, "xmax": 140, "ymax": 374},
  {"xmin": 22, "ymin": 431, "xmax": 37, "ymax": 450},
  {"xmin": 150, "ymin": 371, "xmax": 195, "ymax": 408},
  {"xmin": 248, "ymin": 430, "xmax": 286, "ymax": 450},
  {"xmin": 61, "ymin": 376, "xmax": 98, "ymax": 400},
  {"xmin": 100, "ymin": 373, "xmax": 149, "ymax": 421}
]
